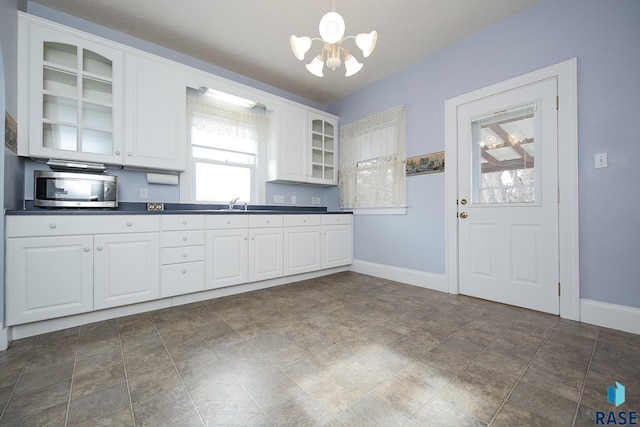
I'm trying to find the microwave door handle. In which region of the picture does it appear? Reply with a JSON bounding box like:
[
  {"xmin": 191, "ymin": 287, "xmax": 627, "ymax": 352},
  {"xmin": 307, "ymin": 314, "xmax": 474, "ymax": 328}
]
[{"xmin": 54, "ymin": 186, "xmax": 68, "ymax": 195}]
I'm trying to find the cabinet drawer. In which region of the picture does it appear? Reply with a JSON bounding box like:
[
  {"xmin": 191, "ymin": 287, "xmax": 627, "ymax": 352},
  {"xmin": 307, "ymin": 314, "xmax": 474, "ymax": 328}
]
[
  {"xmin": 6, "ymin": 215, "xmax": 160, "ymax": 237},
  {"xmin": 283, "ymin": 215, "xmax": 321, "ymax": 227},
  {"xmin": 162, "ymin": 246, "xmax": 205, "ymax": 265},
  {"xmin": 322, "ymin": 214, "xmax": 353, "ymax": 225},
  {"xmin": 162, "ymin": 230, "xmax": 205, "ymax": 247},
  {"xmin": 161, "ymin": 261, "xmax": 205, "ymax": 297},
  {"xmin": 249, "ymin": 215, "xmax": 283, "ymax": 228},
  {"xmin": 206, "ymin": 215, "xmax": 249, "ymax": 229},
  {"xmin": 162, "ymin": 215, "xmax": 205, "ymax": 231}
]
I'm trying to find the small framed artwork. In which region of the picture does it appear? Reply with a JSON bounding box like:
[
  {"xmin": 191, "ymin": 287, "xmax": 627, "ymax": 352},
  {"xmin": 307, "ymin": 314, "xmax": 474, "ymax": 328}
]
[
  {"xmin": 5, "ymin": 112, "xmax": 17, "ymax": 153},
  {"xmin": 406, "ymin": 151, "xmax": 445, "ymax": 176}
]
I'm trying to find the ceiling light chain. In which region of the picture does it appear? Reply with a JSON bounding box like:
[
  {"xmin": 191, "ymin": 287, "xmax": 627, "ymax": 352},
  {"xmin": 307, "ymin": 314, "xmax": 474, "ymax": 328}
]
[{"xmin": 290, "ymin": 2, "xmax": 377, "ymax": 78}]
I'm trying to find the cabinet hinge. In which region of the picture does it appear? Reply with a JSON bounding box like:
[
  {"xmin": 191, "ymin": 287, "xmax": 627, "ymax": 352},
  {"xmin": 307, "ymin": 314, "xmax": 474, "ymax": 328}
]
[
  {"xmin": 556, "ymin": 96, "xmax": 559, "ymax": 110},
  {"xmin": 558, "ymin": 282, "xmax": 561, "ymax": 297}
]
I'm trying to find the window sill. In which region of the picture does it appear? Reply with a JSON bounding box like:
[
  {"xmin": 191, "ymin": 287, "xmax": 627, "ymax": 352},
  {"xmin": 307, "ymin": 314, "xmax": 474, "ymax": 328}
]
[{"xmin": 351, "ymin": 207, "xmax": 407, "ymax": 215}]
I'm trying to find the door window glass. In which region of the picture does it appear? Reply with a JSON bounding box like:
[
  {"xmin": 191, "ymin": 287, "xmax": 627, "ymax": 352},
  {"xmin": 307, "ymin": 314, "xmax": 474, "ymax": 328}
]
[{"xmin": 471, "ymin": 104, "xmax": 539, "ymax": 204}]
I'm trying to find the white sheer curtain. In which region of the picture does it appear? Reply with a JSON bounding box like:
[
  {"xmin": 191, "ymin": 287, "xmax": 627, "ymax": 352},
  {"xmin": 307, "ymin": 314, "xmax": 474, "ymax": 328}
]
[
  {"xmin": 339, "ymin": 106, "xmax": 406, "ymax": 209},
  {"xmin": 187, "ymin": 96, "xmax": 269, "ymax": 143}
]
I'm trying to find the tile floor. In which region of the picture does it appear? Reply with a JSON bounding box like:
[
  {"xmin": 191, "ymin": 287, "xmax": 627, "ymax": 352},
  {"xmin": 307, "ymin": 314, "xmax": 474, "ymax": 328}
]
[{"xmin": 0, "ymin": 272, "xmax": 638, "ymax": 426}]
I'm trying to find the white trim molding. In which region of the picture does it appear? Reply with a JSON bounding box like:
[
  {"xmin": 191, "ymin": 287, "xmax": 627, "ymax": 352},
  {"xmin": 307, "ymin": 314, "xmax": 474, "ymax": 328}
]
[
  {"xmin": 580, "ymin": 299, "xmax": 640, "ymax": 335},
  {"xmin": 0, "ymin": 323, "xmax": 9, "ymax": 351},
  {"xmin": 444, "ymin": 58, "xmax": 580, "ymax": 320},
  {"xmin": 349, "ymin": 259, "xmax": 447, "ymax": 293}
]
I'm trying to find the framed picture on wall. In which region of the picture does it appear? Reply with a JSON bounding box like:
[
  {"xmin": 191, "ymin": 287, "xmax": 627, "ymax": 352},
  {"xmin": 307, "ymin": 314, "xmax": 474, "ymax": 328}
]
[
  {"xmin": 406, "ymin": 151, "xmax": 445, "ymax": 176},
  {"xmin": 5, "ymin": 111, "xmax": 17, "ymax": 153}
]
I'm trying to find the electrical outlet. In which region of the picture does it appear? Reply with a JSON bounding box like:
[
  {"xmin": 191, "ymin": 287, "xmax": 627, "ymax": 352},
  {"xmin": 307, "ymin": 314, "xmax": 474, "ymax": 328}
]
[
  {"xmin": 291, "ymin": 195, "xmax": 297, "ymax": 204},
  {"xmin": 316, "ymin": 196, "xmax": 321, "ymax": 205},
  {"xmin": 140, "ymin": 188, "xmax": 148, "ymax": 199}
]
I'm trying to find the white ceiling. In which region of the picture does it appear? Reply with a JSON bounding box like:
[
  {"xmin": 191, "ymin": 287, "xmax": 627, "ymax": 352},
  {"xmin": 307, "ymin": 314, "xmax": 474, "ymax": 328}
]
[{"xmin": 30, "ymin": 0, "xmax": 539, "ymax": 105}]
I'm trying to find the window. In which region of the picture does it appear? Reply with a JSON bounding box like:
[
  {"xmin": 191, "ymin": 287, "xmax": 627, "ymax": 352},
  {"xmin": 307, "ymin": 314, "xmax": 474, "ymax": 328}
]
[
  {"xmin": 339, "ymin": 106, "xmax": 406, "ymax": 213},
  {"xmin": 184, "ymin": 90, "xmax": 269, "ymax": 204}
]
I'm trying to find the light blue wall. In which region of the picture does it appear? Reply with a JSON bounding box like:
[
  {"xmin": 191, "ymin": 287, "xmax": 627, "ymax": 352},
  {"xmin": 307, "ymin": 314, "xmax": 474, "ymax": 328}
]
[{"xmin": 329, "ymin": 0, "xmax": 640, "ymax": 308}]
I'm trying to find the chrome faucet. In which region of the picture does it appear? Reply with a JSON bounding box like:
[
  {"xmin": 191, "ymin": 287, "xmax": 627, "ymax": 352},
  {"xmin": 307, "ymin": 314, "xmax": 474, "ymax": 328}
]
[{"xmin": 228, "ymin": 197, "xmax": 240, "ymax": 210}]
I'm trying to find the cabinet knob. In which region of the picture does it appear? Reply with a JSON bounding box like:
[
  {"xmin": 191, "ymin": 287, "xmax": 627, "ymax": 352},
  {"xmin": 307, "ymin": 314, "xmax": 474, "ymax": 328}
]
[
  {"xmin": 96, "ymin": 245, "xmax": 103, "ymax": 251},
  {"xmin": 303, "ymin": 219, "xmax": 307, "ymax": 223},
  {"xmin": 127, "ymin": 152, "xmax": 133, "ymax": 157},
  {"xmin": 182, "ymin": 236, "xmax": 188, "ymax": 241},
  {"xmin": 266, "ymin": 220, "xmax": 270, "ymax": 224},
  {"xmin": 244, "ymin": 237, "xmax": 248, "ymax": 241},
  {"xmin": 115, "ymin": 150, "xmax": 121, "ymax": 155},
  {"xmin": 182, "ymin": 220, "xmax": 188, "ymax": 225},
  {"xmin": 126, "ymin": 222, "xmax": 133, "ymax": 227},
  {"xmin": 182, "ymin": 269, "xmax": 187, "ymax": 274},
  {"xmin": 182, "ymin": 253, "xmax": 188, "ymax": 258},
  {"xmin": 49, "ymin": 223, "xmax": 57, "ymax": 229},
  {"xmin": 251, "ymin": 237, "xmax": 255, "ymax": 241},
  {"xmin": 227, "ymin": 221, "xmax": 231, "ymax": 225},
  {"xmin": 84, "ymin": 247, "xmax": 91, "ymax": 252}
]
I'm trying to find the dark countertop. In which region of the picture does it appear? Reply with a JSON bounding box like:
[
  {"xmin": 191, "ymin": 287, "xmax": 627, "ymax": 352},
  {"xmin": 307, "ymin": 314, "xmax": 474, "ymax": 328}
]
[{"xmin": 6, "ymin": 201, "xmax": 352, "ymax": 216}]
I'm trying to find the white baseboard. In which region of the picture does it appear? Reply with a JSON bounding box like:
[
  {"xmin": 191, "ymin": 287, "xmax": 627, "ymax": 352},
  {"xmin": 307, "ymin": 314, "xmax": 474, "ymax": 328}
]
[
  {"xmin": 0, "ymin": 322, "xmax": 9, "ymax": 351},
  {"xmin": 348, "ymin": 259, "xmax": 448, "ymax": 293},
  {"xmin": 580, "ymin": 299, "xmax": 640, "ymax": 335}
]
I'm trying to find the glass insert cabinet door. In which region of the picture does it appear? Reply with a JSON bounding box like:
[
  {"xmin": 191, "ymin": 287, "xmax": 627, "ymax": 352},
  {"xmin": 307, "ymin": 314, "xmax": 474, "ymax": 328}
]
[
  {"xmin": 28, "ymin": 25, "xmax": 123, "ymax": 161},
  {"xmin": 309, "ymin": 115, "xmax": 337, "ymax": 184},
  {"xmin": 471, "ymin": 103, "xmax": 539, "ymax": 205}
]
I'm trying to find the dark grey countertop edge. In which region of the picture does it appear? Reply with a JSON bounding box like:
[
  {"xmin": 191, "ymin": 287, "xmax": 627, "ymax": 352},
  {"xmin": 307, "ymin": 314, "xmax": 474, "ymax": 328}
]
[{"xmin": 6, "ymin": 201, "xmax": 353, "ymax": 216}]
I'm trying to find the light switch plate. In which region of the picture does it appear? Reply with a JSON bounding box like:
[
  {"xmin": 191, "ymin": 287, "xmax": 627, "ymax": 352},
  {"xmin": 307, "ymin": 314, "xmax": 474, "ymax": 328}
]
[{"xmin": 595, "ymin": 153, "xmax": 608, "ymax": 168}]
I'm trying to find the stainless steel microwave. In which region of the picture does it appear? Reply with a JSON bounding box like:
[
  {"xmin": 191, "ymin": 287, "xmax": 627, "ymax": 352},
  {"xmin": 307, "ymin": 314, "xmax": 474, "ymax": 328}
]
[{"xmin": 34, "ymin": 171, "xmax": 118, "ymax": 208}]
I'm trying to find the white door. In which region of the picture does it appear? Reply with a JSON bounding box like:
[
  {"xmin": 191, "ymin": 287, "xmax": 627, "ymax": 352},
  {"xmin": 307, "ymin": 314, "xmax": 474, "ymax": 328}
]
[
  {"xmin": 206, "ymin": 229, "xmax": 248, "ymax": 288},
  {"xmin": 248, "ymin": 227, "xmax": 283, "ymax": 282},
  {"xmin": 283, "ymin": 226, "xmax": 322, "ymax": 275},
  {"xmin": 6, "ymin": 236, "xmax": 94, "ymax": 325},
  {"xmin": 457, "ymin": 78, "xmax": 559, "ymax": 314},
  {"xmin": 94, "ymin": 233, "xmax": 160, "ymax": 309}
]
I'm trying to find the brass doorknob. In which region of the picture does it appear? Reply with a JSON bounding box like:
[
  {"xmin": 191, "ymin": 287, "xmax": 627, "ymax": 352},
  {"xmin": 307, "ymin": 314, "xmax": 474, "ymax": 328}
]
[
  {"xmin": 460, "ymin": 199, "xmax": 467, "ymax": 205},
  {"xmin": 459, "ymin": 212, "xmax": 468, "ymax": 219}
]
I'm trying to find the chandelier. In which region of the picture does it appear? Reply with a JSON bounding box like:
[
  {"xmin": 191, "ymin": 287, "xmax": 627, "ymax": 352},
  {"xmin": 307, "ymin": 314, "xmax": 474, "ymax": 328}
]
[{"xmin": 289, "ymin": 2, "xmax": 377, "ymax": 77}]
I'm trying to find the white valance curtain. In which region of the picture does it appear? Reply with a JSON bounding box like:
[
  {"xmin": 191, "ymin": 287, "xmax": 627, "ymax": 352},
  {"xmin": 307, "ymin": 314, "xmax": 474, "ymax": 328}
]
[
  {"xmin": 187, "ymin": 95, "xmax": 269, "ymax": 143},
  {"xmin": 339, "ymin": 105, "xmax": 406, "ymax": 208}
]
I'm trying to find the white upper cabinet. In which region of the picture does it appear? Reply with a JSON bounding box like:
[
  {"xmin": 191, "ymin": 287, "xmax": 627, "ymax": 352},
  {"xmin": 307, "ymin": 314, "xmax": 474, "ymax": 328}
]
[
  {"xmin": 308, "ymin": 113, "xmax": 337, "ymax": 185},
  {"xmin": 124, "ymin": 53, "xmax": 186, "ymax": 171},
  {"xmin": 20, "ymin": 18, "xmax": 124, "ymax": 164},
  {"xmin": 267, "ymin": 102, "xmax": 338, "ymax": 186}
]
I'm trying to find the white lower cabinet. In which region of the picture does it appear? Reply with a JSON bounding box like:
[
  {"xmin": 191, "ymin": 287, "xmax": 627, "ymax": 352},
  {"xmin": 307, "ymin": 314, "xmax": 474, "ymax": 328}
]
[
  {"xmin": 6, "ymin": 235, "xmax": 94, "ymax": 325},
  {"xmin": 5, "ymin": 213, "xmax": 352, "ymax": 326},
  {"xmin": 283, "ymin": 215, "xmax": 322, "ymax": 276},
  {"xmin": 322, "ymin": 215, "xmax": 353, "ymax": 269},
  {"xmin": 94, "ymin": 233, "xmax": 160, "ymax": 309},
  {"xmin": 248, "ymin": 215, "xmax": 284, "ymax": 282},
  {"xmin": 206, "ymin": 215, "xmax": 249, "ymax": 289},
  {"xmin": 160, "ymin": 215, "xmax": 205, "ymax": 297}
]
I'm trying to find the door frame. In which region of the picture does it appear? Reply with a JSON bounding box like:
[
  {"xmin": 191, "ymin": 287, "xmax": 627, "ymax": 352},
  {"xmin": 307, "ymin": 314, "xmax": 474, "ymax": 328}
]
[{"xmin": 444, "ymin": 58, "xmax": 579, "ymax": 320}]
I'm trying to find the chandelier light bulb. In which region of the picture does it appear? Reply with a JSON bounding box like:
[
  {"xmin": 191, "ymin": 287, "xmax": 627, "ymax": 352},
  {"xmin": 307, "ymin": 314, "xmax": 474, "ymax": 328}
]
[
  {"xmin": 355, "ymin": 31, "xmax": 378, "ymax": 57},
  {"xmin": 290, "ymin": 35, "xmax": 312, "ymax": 60},
  {"xmin": 319, "ymin": 11, "xmax": 345, "ymax": 44},
  {"xmin": 344, "ymin": 54, "xmax": 363, "ymax": 76},
  {"xmin": 306, "ymin": 55, "xmax": 325, "ymax": 77}
]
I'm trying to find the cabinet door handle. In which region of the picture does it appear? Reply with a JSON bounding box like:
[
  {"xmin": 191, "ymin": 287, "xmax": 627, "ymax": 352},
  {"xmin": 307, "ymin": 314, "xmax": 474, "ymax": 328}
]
[
  {"xmin": 126, "ymin": 222, "xmax": 133, "ymax": 227},
  {"xmin": 182, "ymin": 269, "xmax": 187, "ymax": 274},
  {"xmin": 227, "ymin": 221, "xmax": 231, "ymax": 225},
  {"xmin": 127, "ymin": 152, "xmax": 133, "ymax": 157},
  {"xmin": 49, "ymin": 223, "xmax": 57, "ymax": 229},
  {"xmin": 251, "ymin": 237, "xmax": 255, "ymax": 241},
  {"xmin": 96, "ymin": 246, "xmax": 103, "ymax": 251},
  {"xmin": 115, "ymin": 150, "xmax": 121, "ymax": 155},
  {"xmin": 84, "ymin": 247, "xmax": 91, "ymax": 252},
  {"xmin": 182, "ymin": 253, "xmax": 188, "ymax": 258},
  {"xmin": 182, "ymin": 236, "xmax": 188, "ymax": 241},
  {"xmin": 182, "ymin": 220, "xmax": 188, "ymax": 225}
]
